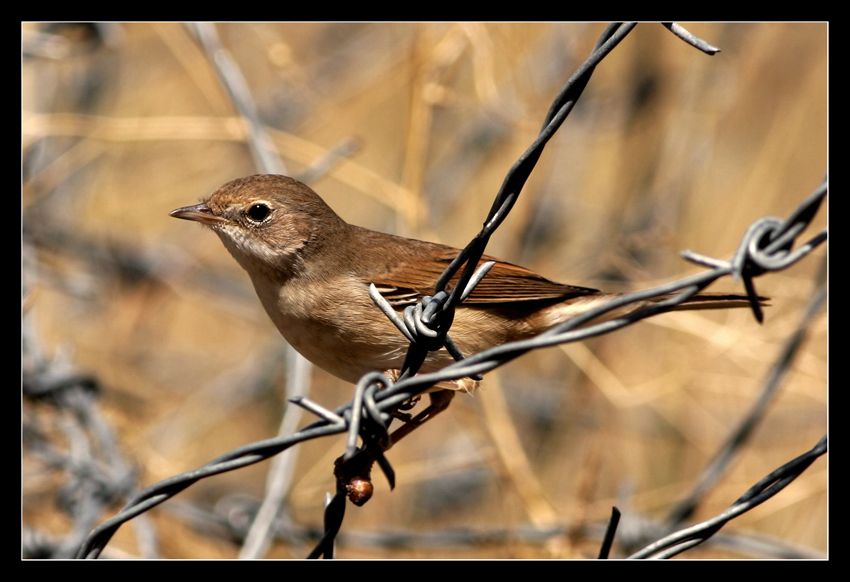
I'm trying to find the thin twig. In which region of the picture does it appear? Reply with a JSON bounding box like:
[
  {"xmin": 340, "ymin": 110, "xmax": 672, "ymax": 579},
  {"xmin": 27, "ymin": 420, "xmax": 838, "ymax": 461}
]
[
  {"xmin": 188, "ymin": 22, "xmax": 286, "ymax": 174},
  {"xmin": 163, "ymin": 497, "xmax": 824, "ymax": 558},
  {"xmin": 73, "ymin": 23, "xmax": 827, "ymax": 561},
  {"xmin": 238, "ymin": 352, "xmax": 310, "ymax": 558},
  {"xmin": 189, "ymin": 21, "xmax": 314, "ymax": 560}
]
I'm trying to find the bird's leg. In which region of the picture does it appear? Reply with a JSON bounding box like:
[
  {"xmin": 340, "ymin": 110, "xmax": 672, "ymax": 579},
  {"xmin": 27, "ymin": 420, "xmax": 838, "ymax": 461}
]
[
  {"xmin": 385, "ymin": 389, "xmax": 455, "ymax": 447},
  {"xmin": 389, "ymin": 395, "xmax": 420, "ymax": 423},
  {"xmin": 382, "ymin": 369, "xmax": 419, "ymax": 422}
]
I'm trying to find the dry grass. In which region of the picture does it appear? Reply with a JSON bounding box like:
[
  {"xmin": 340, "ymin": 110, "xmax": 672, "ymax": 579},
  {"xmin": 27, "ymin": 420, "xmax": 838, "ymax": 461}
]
[{"xmin": 22, "ymin": 22, "xmax": 826, "ymax": 559}]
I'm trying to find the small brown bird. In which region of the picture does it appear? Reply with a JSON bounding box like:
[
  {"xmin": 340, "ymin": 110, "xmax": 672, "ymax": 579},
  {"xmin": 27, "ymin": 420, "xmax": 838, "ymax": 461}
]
[{"xmin": 171, "ymin": 174, "xmax": 757, "ymax": 408}]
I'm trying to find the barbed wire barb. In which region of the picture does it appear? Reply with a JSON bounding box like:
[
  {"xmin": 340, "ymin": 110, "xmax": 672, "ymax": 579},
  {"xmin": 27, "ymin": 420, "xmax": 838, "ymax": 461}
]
[
  {"xmin": 71, "ymin": 23, "xmax": 827, "ymax": 560},
  {"xmin": 597, "ymin": 507, "xmax": 621, "ymax": 559},
  {"xmin": 288, "ymin": 396, "xmax": 346, "ymax": 425},
  {"xmin": 661, "ymin": 23, "xmax": 721, "ymax": 55}
]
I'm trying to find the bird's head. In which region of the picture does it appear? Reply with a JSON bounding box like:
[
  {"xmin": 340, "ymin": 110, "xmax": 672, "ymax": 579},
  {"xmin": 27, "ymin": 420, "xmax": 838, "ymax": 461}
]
[{"xmin": 170, "ymin": 174, "xmax": 346, "ymax": 281}]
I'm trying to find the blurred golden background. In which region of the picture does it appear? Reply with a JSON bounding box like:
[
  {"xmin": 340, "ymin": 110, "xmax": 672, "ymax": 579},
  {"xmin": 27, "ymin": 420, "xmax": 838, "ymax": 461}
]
[{"xmin": 22, "ymin": 22, "xmax": 826, "ymax": 559}]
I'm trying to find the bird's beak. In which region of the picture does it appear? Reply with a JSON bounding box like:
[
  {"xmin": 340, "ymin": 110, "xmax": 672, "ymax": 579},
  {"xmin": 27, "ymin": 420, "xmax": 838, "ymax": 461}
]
[{"xmin": 169, "ymin": 202, "xmax": 228, "ymax": 226}]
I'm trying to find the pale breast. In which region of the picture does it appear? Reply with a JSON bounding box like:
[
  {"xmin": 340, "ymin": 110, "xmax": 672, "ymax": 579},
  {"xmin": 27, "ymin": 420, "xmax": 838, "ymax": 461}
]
[
  {"xmin": 248, "ymin": 272, "xmax": 563, "ymax": 387},
  {"xmin": 250, "ymin": 273, "xmax": 417, "ymax": 382}
]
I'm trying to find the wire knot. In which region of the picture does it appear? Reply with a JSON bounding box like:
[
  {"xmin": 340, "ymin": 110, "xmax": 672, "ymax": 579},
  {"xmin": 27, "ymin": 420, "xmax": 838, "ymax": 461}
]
[
  {"xmin": 682, "ymin": 180, "xmax": 826, "ymax": 323},
  {"xmin": 401, "ymin": 290, "xmax": 456, "ymax": 352},
  {"xmin": 369, "ymin": 260, "xmax": 496, "ymax": 380}
]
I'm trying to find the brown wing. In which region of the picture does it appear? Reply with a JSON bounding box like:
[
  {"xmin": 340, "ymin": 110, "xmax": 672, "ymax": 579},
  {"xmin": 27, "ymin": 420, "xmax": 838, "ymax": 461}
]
[{"xmin": 372, "ymin": 245, "xmax": 599, "ymax": 308}]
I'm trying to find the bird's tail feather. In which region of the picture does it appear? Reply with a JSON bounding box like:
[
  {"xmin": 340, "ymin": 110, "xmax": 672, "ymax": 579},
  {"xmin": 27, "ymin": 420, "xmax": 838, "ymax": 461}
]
[
  {"xmin": 542, "ymin": 290, "xmax": 769, "ymax": 329},
  {"xmin": 672, "ymin": 291, "xmax": 769, "ymax": 312}
]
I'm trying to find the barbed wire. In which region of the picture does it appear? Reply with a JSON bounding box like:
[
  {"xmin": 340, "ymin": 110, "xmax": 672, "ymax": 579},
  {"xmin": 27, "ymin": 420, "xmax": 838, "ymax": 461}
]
[
  {"xmin": 72, "ymin": 22, "xmax": 827, "ymax": 559},
  {"xmin": 306, "ymin": 179, "xmax": 826, "ymax": 559},
  {"xmin": 186, "ymin": 20, "xmax": 317, "ymax": 561},
  {"xmin": 376, "ymin": 22, "xmax": 638, "ymax": 388},
  {"xmin": 22, "ymin": 247, "xmax": 159, "ymax": 559},
  {"xmin": 628, "ymin": 435, "xmax": 827, "ymax": 559},
  {"xmin": 21, "ymin": 22, "xmax": 359, "ymax": 560},
  {"xmin": 21, "ymin": 24, "xmax": 158, "ymax": 559},
  {"xmin": 665, "ymin": 280, "xmax": 827, "ymax": 527},
  {"xmin": 597, "ymin": 507, "xmax": 621, "ymax": 559},
  {"xmin": 160, "ymin": 495, "xmax": 823, "ymax": 558},
  {"xmin": 603, "ymin": 273, "xmax": 828, "ymax": 558},
  {"xmin": 187, "ymin": 22, "xmax": 358, "ymax": 560}
]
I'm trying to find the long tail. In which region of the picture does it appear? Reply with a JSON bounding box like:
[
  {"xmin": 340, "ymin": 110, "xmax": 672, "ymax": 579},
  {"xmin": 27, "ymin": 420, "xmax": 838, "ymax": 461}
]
[
  {"xmin": 671, "ymin": 291, "xmax": 769, "ymax": 312},
  {"xmin": 543, "ymin": 290, "xmax": 769, "ymax": 328}
]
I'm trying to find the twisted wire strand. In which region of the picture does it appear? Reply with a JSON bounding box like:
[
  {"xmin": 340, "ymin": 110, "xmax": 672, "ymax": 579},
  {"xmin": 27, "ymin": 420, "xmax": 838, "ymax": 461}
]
[{"xmin": 74, "ymin": 23, "xmax": 827, "ymax": 560}]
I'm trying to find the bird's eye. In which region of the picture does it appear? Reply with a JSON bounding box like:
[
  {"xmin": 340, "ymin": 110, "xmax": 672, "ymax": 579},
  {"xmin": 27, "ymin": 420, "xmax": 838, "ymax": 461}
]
[{"xmin": 246, "ymin": 203, "xmax": 271, "ymax": 223}]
